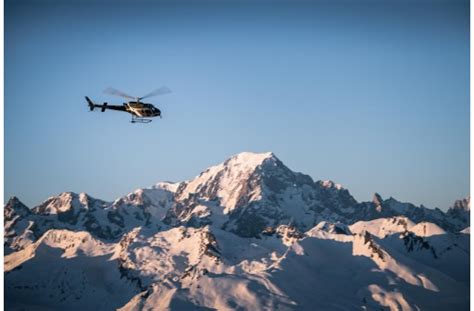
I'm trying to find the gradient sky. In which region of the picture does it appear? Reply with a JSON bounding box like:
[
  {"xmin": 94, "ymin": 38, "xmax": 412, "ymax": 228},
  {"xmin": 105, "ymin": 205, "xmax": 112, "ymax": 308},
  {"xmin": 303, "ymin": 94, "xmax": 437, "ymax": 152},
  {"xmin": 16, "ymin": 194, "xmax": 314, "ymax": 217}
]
[{"xmin": 5, "ymin": 0, "xmax": 469, "ymax": 210}]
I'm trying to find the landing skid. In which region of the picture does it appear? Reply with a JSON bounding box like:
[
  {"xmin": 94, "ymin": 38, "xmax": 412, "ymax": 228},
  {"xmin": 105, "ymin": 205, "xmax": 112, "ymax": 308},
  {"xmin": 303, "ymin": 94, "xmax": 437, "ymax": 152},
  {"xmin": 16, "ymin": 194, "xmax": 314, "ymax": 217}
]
[{"xmin": 131, "ymin": 116, "xmax": 152, "ymax": 123}]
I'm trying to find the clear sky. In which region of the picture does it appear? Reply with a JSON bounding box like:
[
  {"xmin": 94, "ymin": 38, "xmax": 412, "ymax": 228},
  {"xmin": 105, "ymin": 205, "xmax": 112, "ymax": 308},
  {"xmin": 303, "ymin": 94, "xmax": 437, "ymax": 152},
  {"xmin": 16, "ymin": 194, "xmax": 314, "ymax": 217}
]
[{"xmin": 5, "ymin": 0, "xmax": 469, "ymax": 210}]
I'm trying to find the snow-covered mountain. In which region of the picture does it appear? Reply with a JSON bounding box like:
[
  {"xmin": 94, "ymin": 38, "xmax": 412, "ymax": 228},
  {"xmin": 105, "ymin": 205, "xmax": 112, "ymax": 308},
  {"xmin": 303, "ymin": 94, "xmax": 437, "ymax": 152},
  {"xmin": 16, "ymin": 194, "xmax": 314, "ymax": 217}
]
[
  {"xmin": 4, "ymin": 152, "xmax": 470, "ymax": 310},
  {"xmin": 447, "ymin": 197, "xmax": 470, "ymax": 230}
]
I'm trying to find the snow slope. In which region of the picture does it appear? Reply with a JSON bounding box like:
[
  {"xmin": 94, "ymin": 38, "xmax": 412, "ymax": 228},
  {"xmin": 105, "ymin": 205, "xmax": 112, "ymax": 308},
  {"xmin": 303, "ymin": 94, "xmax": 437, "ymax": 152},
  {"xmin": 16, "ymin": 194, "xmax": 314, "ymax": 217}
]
[
  {"xmin": 350, "ymin": 216, "xmax": 415, "ymax": 238},
  {"xmin": 4, "ymin": 151, "xmax": 470, "ymax": 310}
]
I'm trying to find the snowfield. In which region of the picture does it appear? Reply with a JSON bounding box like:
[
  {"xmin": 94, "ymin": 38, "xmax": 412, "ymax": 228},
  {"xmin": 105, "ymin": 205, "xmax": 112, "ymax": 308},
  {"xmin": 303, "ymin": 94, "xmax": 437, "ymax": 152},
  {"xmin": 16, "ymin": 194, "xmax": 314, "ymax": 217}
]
[{"xmin": 4, "ymin": 152, "xmax": 470, "ymax": 310}]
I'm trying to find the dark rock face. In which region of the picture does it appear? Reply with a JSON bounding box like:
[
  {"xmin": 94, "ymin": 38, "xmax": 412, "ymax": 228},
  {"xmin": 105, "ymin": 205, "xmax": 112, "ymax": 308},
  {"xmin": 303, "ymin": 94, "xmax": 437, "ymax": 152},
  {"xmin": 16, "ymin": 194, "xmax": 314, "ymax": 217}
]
[
  {"xmin": 5, "ymin": 197, "xmax": 31, "ymax": 220},
  {"xmin": 401, "ymin": 232, "xmax": 437, "ymax": 258},
  {"xmin": 199, "ymin": 230, "xmax": 220, "ymax": 262},
  {"xmin": 228, "ymin": 204, "xmax": 272, "ymax": 238},
  {"xmin": 362, "ymin": 231, "xmax": 385, "ymax": 262},
  {"xmin": 4, "ymin": 197, "xmax": 34, "ymax": 248},
  {"xmin": 446, "ymin": 197, "xmax": 470, "ymax": 230},
  {"xmin": 5, "ymin": 197, "xmax": 32, "ymax": 236}
]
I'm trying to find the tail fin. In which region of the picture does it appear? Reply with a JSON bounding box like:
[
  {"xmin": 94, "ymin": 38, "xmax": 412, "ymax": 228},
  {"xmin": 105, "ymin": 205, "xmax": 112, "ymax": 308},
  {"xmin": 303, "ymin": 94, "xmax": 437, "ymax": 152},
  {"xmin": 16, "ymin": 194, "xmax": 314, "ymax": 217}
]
[{"xmin": 85, "ymin": 96, "xmax": 95, "ymax": 111}]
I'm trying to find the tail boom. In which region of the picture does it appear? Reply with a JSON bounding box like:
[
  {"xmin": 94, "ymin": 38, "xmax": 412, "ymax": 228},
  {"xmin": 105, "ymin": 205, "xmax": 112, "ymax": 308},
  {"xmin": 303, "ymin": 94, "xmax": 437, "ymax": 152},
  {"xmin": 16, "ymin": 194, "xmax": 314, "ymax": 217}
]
[{"xmin": 85, "ymin": 96, "xmax": 127, "ymax": 113}]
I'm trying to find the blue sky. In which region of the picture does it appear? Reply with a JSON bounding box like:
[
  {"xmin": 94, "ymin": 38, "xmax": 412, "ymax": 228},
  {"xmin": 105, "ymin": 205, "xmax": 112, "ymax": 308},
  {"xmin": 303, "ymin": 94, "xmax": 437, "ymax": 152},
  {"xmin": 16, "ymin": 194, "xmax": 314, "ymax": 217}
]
[{"xmin": 5, "ymin": 0, "xmax": 469, "ymax": 210}]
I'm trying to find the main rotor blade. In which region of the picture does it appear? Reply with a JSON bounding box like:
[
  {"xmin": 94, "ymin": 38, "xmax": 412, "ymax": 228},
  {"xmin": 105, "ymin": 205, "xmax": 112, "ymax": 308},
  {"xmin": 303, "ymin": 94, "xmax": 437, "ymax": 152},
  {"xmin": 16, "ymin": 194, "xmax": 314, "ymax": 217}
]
[
  {"xmin": 104, "ymin": 87, "xmax": 135, "ymax": 100},
  {"xmin": 139, "ymin": 86, "xmax": 172, "ymax": 100}
]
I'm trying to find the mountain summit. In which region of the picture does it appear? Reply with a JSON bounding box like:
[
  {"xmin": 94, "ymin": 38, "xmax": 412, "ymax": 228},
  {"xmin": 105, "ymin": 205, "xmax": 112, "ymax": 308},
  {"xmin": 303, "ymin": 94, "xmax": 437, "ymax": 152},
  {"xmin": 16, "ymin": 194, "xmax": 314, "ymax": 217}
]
[{"xmin": 164, "ymin": 151, "xmax": 363, "ymax": 237}]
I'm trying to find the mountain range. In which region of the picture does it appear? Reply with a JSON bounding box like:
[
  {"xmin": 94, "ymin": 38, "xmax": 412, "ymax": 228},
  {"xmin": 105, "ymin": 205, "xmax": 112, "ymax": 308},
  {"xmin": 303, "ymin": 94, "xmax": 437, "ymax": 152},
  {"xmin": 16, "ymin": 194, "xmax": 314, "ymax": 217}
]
[{"xmin": 4, "ymin": 152, "xmax": 470, "ymax": 310}]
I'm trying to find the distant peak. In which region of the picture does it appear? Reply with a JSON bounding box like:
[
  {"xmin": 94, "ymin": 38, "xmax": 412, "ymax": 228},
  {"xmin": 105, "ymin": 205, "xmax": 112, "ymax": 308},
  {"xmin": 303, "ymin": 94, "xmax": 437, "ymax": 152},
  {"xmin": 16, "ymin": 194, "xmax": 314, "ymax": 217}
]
[
  {"xmin": 153, "ymin": 181, "xmax": 180, "ymax": 192},
  {"xmin": 6, "ymin": 196, "xmax": 27, "ymax": 208},
  {"xmin": 7, "ymin": 196, "xmax": 21, "ymax": 204},
  {"xmin": 53, "ymin": 191, "xmax": 77, "ymax": 200},
  {"xmin": 42, "ymin": 192, "xmax": 105, "ymax": 207},
  {"xmin": 372, "ymin": 193, "xmax": 384, "ymax": 213},
  {"xmin": 451, "ymin": 197, "xmax": 470, "ymax": 211},
  {"xmin": 229, "ymin": 151, "xmax": 276, "ymax": 164},
  {"xmin": 78, "ymin": 192, "xmax": 97, "ymax": 205},
  {"xmin": 217, "ymin": 151, "xmax": 280, "ymax": 173},
  {"xmin": 320, "ymin": 180, "xmax": 344, "ymax": 190},
  {"xmin": 372, "ymin": 193, "xmax": 383, "ymax": 204},
  {"xmin": 180, "ymin": 151, "xmax": 283, "ymax": 207},
  {"xmin": 5, "ymin": 196, "xmax": 30, "ymax": 216}
]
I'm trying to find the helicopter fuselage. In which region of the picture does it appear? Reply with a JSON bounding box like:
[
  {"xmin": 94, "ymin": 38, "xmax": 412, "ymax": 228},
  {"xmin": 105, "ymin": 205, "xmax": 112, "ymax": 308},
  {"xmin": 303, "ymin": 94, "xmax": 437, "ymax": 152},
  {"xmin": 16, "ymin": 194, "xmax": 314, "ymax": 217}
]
[{"xmin": 125, "ymin": 102, "xmax": 161, "ymax": 118}]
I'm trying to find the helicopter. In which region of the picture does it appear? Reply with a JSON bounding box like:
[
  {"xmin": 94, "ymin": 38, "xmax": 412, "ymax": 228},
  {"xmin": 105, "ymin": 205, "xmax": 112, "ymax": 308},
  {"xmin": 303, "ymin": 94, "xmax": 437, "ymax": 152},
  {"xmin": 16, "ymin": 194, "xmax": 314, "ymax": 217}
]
[{"xmin": 85, "ymin": 86, "xmax": 171, "ymax": 123}]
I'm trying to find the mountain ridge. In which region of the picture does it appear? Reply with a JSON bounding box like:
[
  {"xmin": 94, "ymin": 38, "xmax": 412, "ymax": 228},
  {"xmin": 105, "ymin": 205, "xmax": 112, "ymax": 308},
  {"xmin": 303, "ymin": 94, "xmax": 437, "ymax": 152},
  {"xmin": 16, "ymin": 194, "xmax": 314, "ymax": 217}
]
[{"xmin": 6, "ymin": 151, "xmax": 468, "ymax": 244}]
